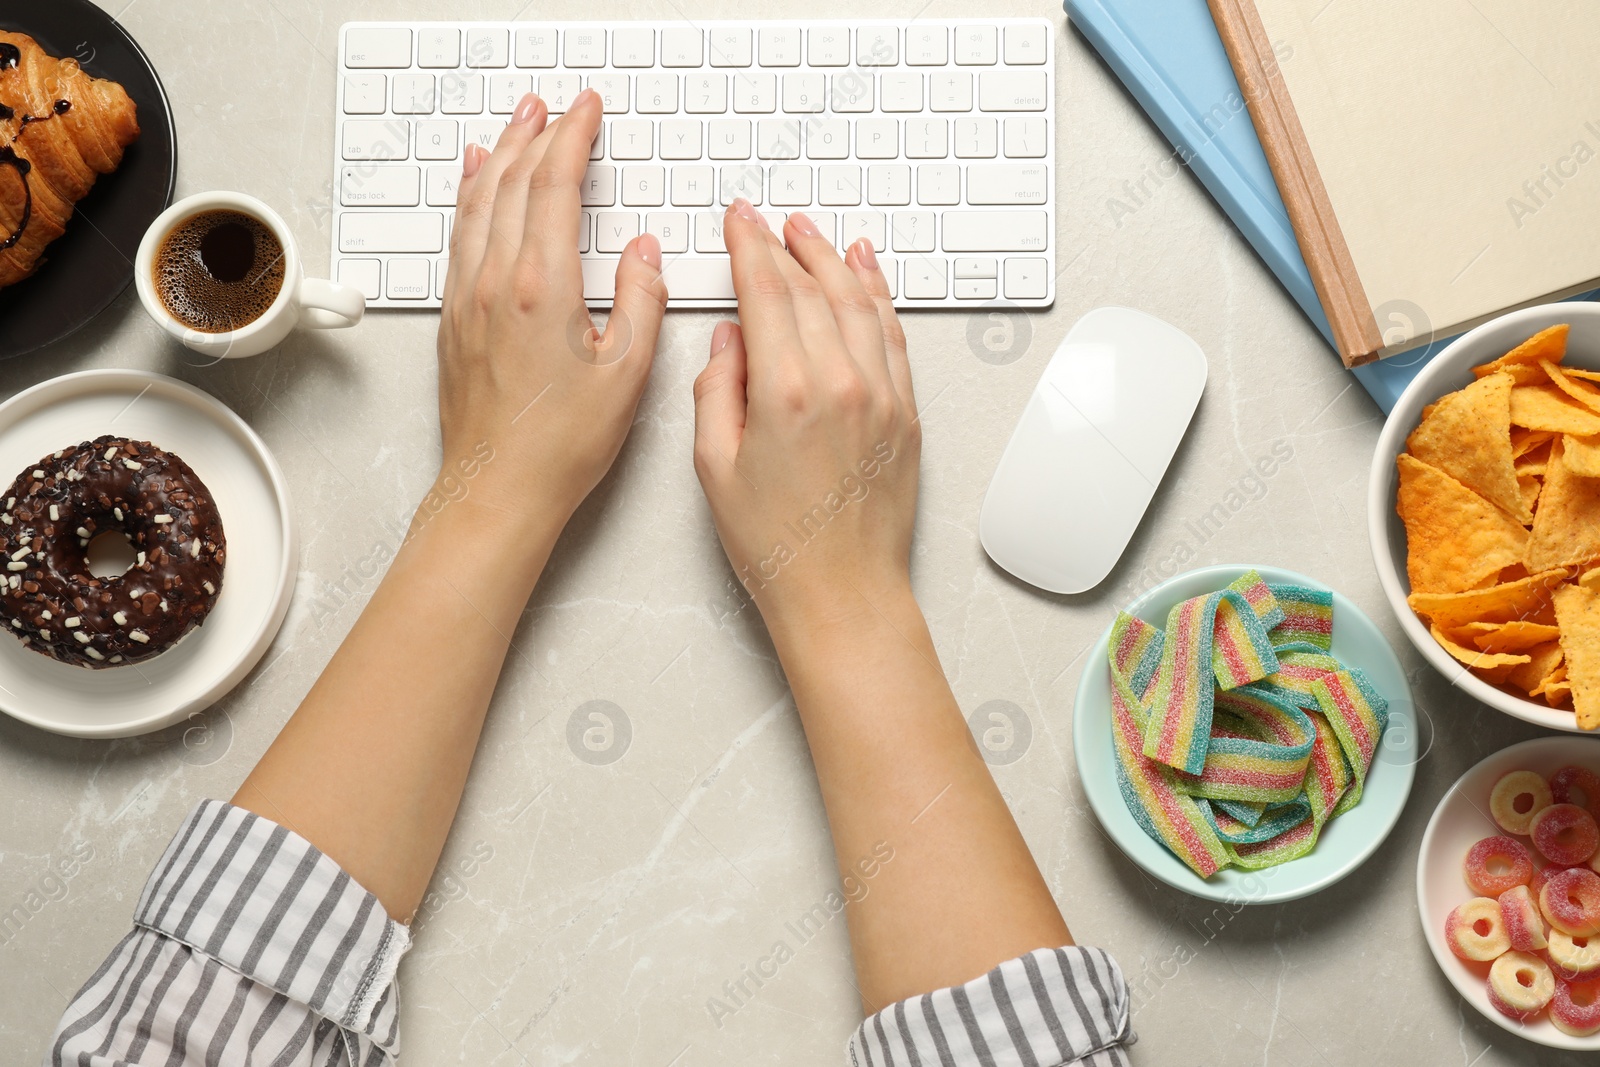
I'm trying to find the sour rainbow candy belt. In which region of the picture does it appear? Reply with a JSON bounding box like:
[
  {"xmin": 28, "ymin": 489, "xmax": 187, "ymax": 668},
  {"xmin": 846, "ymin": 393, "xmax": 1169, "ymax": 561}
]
[{"xmin": 1107, "ymin": 570, "xmax": 1389, "ymax": 877}]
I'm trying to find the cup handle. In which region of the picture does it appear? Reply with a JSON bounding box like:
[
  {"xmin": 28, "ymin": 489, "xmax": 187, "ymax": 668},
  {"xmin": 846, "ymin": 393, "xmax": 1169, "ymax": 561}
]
[{"xmin": 297, "ymin": 278, "xmax": 366, "ymax": 330}]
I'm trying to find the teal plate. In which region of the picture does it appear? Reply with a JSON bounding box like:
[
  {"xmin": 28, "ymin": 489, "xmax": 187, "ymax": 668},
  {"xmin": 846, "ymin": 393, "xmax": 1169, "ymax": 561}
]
[{"xmin": 1072, "ymin": 564, "xmax": 1417, "ymax": 904}]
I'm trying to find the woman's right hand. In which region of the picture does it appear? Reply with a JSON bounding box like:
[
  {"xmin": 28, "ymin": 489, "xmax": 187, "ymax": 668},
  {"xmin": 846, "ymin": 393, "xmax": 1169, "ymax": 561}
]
[{"xmin": 692, "ymin": 199, "xmax": 922, "ymax": 634}]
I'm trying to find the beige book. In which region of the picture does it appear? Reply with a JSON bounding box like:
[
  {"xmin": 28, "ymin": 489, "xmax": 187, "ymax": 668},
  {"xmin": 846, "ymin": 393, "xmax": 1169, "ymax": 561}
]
[{"xmin": 1208, "ymin": 0, "xmax": 1600, "ymax": 367}]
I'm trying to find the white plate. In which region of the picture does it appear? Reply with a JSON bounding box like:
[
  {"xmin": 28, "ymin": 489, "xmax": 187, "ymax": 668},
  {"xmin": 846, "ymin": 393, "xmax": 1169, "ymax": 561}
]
[
  {"xmin": 1418, "ymin": 736, "xmax": 1600, "ymax": 1050},
  {"xmin": 1369, "ymin": 302, "xmax": 1600, "ymax": 733},
  {"xmin": 0, "ymin": 370, "xmax": 295, "ymax": 738},
  {"xmin": 1073, "ymin": 564, "xmax": 1417, "ymax": 904}
]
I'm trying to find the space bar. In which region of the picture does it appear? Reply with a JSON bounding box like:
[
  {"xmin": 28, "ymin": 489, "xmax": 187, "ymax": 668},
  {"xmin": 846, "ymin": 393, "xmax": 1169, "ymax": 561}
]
[{"xmin": 581, "ymin": 257, "xmax": 736, "ymax": 301}]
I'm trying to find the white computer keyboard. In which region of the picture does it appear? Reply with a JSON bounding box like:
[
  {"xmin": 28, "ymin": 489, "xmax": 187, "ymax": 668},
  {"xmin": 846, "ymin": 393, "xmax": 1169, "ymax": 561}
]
[{"xmin": 332, "ymin": 20, "xmax": 1054, "ymax": 309}]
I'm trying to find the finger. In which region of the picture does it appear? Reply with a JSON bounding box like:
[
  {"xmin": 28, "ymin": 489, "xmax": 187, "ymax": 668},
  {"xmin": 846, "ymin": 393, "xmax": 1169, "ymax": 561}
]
[
  {"xmin": 845, "ymin": 240, "xmax": 914, "ymax": 411},
  {"xmin": 723, "ymin": 199, "xmax": 803, "ymax": 385},
  {"xmin": 592, "ymin": 233, "xmax": 667, "ymax": 373},
  {"xmin": 442, "ymin": 143, "xmax": 486, "ymax": 307},
  {"xmin": 517, "ymin": 88, "xmax": 604, "ymax": 296},
  {"xmin": 784, "ymin": 212, "xmax": 890, "ymax": 385},
  {"xmin": 692, "ymin": 321, "xmax": 750, "ymax": 481},
  {"xmin": 450, "ymin": 93, "xmax": 548, "ymax": 281}
]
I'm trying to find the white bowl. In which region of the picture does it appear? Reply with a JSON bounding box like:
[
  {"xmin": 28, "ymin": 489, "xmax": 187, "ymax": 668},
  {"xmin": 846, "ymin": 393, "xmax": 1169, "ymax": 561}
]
[
  {"xmin": 1417, "ymin": 736, "xmax": 1600, "ymax": 1050},
  {"xmin": 1369, "ymin": 303, "xmax": 1600, "ymax": 734},
  {"xmin": 1073, "ymin": 564, "xmax": 1417, "ymax": 904}
]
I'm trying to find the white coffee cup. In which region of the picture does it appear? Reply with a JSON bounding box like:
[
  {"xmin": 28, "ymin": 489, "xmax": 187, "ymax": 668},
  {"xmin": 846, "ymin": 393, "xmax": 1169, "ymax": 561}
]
[{"xmin": 135, "ymin": 191, "xmax": 364, "ymax": 359}]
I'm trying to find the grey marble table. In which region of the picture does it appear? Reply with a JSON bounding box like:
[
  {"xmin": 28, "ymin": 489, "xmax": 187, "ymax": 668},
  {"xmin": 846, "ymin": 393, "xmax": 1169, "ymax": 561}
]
[{"xmin": 0, "ymin": 2, "xmax": 1574, "ymax": 1064}]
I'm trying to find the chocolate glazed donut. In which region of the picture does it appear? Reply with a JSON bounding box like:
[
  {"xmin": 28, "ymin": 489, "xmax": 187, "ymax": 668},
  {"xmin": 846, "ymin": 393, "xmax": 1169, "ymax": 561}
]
[{"xmin": 0, "ymin": 436, "xmax": 225, "ymax": 667}]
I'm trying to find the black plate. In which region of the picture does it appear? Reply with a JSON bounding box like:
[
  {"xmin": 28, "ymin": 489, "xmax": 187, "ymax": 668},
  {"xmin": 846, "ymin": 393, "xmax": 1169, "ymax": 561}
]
[{"xmin": 0, "ymin": 0, "xmax": 176, "ymax": 358}]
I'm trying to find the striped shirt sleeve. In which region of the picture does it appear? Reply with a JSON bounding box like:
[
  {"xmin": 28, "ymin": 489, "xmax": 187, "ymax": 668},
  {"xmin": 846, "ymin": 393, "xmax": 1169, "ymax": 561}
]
[
  {"xmin": 43, "ymin": 799, "xmax": 410, "ymax": 1067},
  {"xmin": 845, "ymin": 946, "xmax": 1134, "ymax": 1067}
]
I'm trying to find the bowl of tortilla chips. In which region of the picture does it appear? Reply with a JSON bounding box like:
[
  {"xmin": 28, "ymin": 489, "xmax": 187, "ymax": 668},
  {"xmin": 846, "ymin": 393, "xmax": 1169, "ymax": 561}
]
[{"xmin": 1370, "ymin": 303, "xmax": 1600, "ymax": 733}]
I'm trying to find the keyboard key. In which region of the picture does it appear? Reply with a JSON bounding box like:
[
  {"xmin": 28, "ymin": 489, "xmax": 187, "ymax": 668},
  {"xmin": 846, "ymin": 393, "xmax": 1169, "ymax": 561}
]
[
  {"xmin": 595, "ymin": 212, "xmax": 639, "ymax": 252},
  {"xmin": 660, "ymin": 120, "xmax": 704, "ymax": 160},
  {"xmin": 768, "ymin": 165, "xmax": 811, "ymax": 205},
  {"xmin": 392, "ymin": 74, "xmax": 435, "ymax": 114},
  {"xmin": 906, "ymin": 26, "xmax": 948, "ymax": 66},
  {"xmin": 759, "ymin": 28, "xmax": 801, "ymax": 67},
  {"xmin": 685, "ymin": 74, "xmax": 728, "ymax": 113},
  {"xmin": 672, "ymin": 166, "xmax": 715, "ymax": 205},
  {"xmin": 439, "ymin": 72, "xmax": 484, "ymax": 114},
  {"xmin": 418, "ymin": 29, "xmax": 460, "ymax": 68},
  {"xmin": 1003, "ymin": 24, "xmax": 1048, "ymax": 65},
  {"xmin": 345, "ymin": 27, "xmax": 411, "ymax": 68},
  {"xmin": 954, "ymin": 257, "xmax": 998, "ymax": 278},
  {"xmin": 857, "ymin": 26, "xmax": 898, "ymax": 66},
  {"xmin": 342, "ymin": 165, "xmax": 421, "ymax": 207},
  {"xmin": 466, "ymin": 28, "xmax": 508, "ymax": 67},
  {"xmin": 756, "ymin": 119, "xmax": 802, "ymax": 159},
  {"xmin": 857, "ymin": 117, "xmax": 898, "ymax": 159},
  {"xmin": 535, "ymin": 73, "xmax": 579, "ymax": 112},
  {"xmin": 955, "ymin": 277, "xmax": 997, "ymax": 299},
  {"xmin": 591, "ymin": 73, "xmax": 631, "ymax": 113},
  {"xmin": 709, "ymin": 119, "xmax": 751, "ymax": 160},
  {"xmin": 967, "ymin": 163, "xmax": 1048, "ymax": 204},
  {"xmin": 954, "ymin": 117, "xmax": 997, "ymax": 158},
  {"xmin": 565, "ymin": 29, "xmax": 606, "ymax": 67},
  {"xmin": 694, "ymin": 212, "xmax": 727, "ymax": 252},
  {"xmin": 387, "ymin": 258, "xmax": 431, "ymax": 299},
  {"xmin": 720, "ymin": 164, "xmax": 764, "ymax": 204},
  {"xmin": 637, "ymin": 73, "xmax": 678, "ymax": 113},
  {"xmin": 338, "ymin": 258, "xmax": 381, "ymax": 300},
  {"xmin": 881, "ymin": 72, "xmax": 922, "ymax": 112},
  {"xmin": 808, "ymin": 26, "xmax": 850, "ymax": 66},
  {"xmin": 581, "ymin": 166, "xmax": 617, "ymax": 206},
  {"xmin": 613, "ymin": 28, "xmax": 655, "ymax": 67},
  {"xmin": 514, "ymin": 28, "xmax": 557, "ymax": 68},
  {"xmin": 1003, "ymin": 257, "xmax": 1048, "ymax": 299},
  {"xmin": 904, "ymin": 257, "xmax": 947, "ymax": 297},
  {"xmin": 339, "ymin": 211, "xmax": 444, "ymax": 253},
  {"xmin": 1004, "ymin": 116, "xmax": 1047, "ymax": 158},
  {"xmin": 916, "ymin": 163, "xmax": 959, "ymax": 204},
  {"xmin": 782, "ymin": 73, "xmax": 825, "ymax": 113},
  {"xmin": 818, "ymin": 165, "xmax": 862, "ymax": 205},
  {"xmin": 647, "ymin": 212, "xmax": 690, "ymax": 252},
  {"xmin": 979, "ymin": 71, "xmax": 1047, "ymax": 111},
  {"xmin": 891, "ymin": 211, "xmax": 934, "ymax": 251},
  {"xmin": 622, "ymin": 166, "xmax": 665, "ymax": 206},
  {"xmin": 866, "ymin": 164, "xmax": 910, "ymax": 205},
  {"xmin": 426, "ymin": 166, "xmax": 462, "ymax": 206},
  {"xmin": 940, "ymin": 210, "xmax": 1047, "ymax": 251},
  {"xmin": 578, "ymin": 212, "xmax": 591, "ymax": 252},
  {"xmin": 929, "ymin": 72, "xmax": 972, "ymax": 112},
  {"xmin": 490, "ymin": 73, "xmax": 534, "ymax": 113},
  {"xmin": 905, "ymin": 118, "xmax": 947, "ymax": 158},
  {"xmin": 733, "ymin": 72, "xmax": 777, "ymax": 113},
  {"xmin": 710, "ymin": 28, "xmax": 752, "ymax": 67},
  {"xmin": 662, "ymin": 258, "xmax": 738, "ymax": 300},
  {"xmin": 343, "ymin": 74, "xmax": 386, "ymax": 114},
  {"xmin": 436, "ymin": 258, "xmax": 449, "ymax": 299},
  {"xmin": 610, "ymin": 119, "xmax": 654, "ymax": 159},
  {"xmin": 954, "ymin": 26, "xmax": 997, "ymax": 65},
  {"xmin": 662, "ymin": 28, "xmax": 703, "ymax": 67},
  {"xmin": 831, "ymin": 74, "xmax": 873, "ymax": 112},
  {"xmin": 343, "ymin": 119, "xmax": 411, "ymax": 160},
  {"xmin": 806, "ymin": 116, "xmax": 849, "ymax": 159},
  {"xmin": 463, "ymin": 119, "xmax": 506, "ymax": 151}
]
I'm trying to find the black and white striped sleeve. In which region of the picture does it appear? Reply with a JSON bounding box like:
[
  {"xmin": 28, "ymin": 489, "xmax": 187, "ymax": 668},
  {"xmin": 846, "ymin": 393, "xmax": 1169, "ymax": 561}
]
[
  {"xmin": 845, "ymin": 947, "xmax": 1134, "ymax": 1067},
  {"xmin": 42, "ymin": 799, "xmax": 410, "ymax": 1067}
]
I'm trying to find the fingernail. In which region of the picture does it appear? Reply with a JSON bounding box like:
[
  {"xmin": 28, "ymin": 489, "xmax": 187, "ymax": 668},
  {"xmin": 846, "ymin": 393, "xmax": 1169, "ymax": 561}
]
[
  {"xmin": 512, "ymin": 93, "xmax": 540, "ymax": 125},
  {"xmin": 710, "ymin": 321, "xmax": 733, "ymax": 357},
  {"xmin": 788, "ymin": 211, "xmax": 819, "ymax": 238},
  {"xmin": 576, "ymin": 87, "xmax": 598, "ymax": 107},
  {"xmin": 637, "ymin": 231, "xmax": 662, "ymax": 269},
  {"xmin": 854, "ymin": 238, "xmax": 880, "ymax": 271},
  {"xmin": 730, "ymin": 198, "xmax": 767, "ymax": 230},
  {"xmin": 463, "ymin": 143, "xmax": 485, "ymax": 178}
]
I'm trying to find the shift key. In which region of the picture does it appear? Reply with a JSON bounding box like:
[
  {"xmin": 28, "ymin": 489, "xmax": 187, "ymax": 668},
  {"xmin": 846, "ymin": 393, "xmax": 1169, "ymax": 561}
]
[
  {"xmin": 339, "ymin": 212, "xmax": 445, "ymax": 253},
  {"xmin": 941, "ymin": 210, "xmax": 1048, "ymax": 251}
]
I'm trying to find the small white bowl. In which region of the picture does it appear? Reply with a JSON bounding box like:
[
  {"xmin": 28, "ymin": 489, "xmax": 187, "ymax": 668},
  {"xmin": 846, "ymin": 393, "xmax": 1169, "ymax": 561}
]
[
  {"xmin": 1417, "ymin": 736, "xmax": 1600, "ymax": 1050},
  {"xmin": 1368, "ymin": 302, "xmax": 1600, "ymax": 734}
]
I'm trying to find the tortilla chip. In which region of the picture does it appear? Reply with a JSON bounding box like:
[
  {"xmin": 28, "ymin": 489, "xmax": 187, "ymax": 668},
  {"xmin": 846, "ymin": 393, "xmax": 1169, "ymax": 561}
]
[
  {"xmin": 1430, "ymin": 622, "xmax": 1532, "ymax": 672},
  {"xmin": 1475, "ymin": 662, "xmax": 1527, "ymax": 686},
  {"xmin": 1397, "ymin": 454, "xmax": 1529, "ymax": 592},
  {"xmin": 1565, "ymin": 434, "xmax": 1600, "ymax": 478},
  {"xmin": 1564, "ymin": 368, "xmax": 1600, "ymax": 385},
  {"xmin": 1543, "ymin": 361, "xmax": 1600, "ymax": 416},
  {"xmin": 1582, "ymin": 567, "xmax": 1600, "ymax": 592},
  {"xmin": 1534, "ymin": 662, "xmax": 1569, "ymax": 696},
  {"xmin": 1501, "ymin": 563, "xmax": 1532, "ymax": 583},
  {"xmin": 1554, "ymin": 583, "xmax": 1600, "ymax": 728},
  {"xmin": 1462, "ymin": 620, "xmax": 1564, "ymax": 653},
  {"xmin": 1474, "ymin": 324, "xmax": 1570, "ymax": 378},
  {"xmin": 1513, "ymin": 429, "xmax": 1556, "ymax": 460},
  {"xmin": 1407, "ymin": 568, "xmax": 1569, "ymax": 628},
  {"xmin": 1544, "ymin": 680, "xmax": 1574, "ymax": 707},
  {"xmin": 1508, "ymin": 641, "xmax": 1564, "ymax": 692},
  {"xmin": 1406, "ymin": 372, "xmax": 1529, "ymax": 522},
  {"xmin": 1510, "ymin": 384, "xmax": 1600, "ymax": 435},
  {"xmin": 1520, "ymin": 474, "xmax": 1542, "ymax": 513},
  {"xmin": 1528, "ymin": 437, "xmax": 1600, "ymax": 571}
]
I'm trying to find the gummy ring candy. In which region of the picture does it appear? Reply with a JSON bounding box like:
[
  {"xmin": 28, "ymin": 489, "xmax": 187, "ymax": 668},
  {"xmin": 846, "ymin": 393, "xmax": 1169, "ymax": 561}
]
[
  {"xmin": 1532, "ymin": 804, "xmax": 1600, "ymax": 867},
  {"xmin": 1531, "ymin": 864, "xmax": 1563, "ymax": 903},
  {"xmin": 1488, "ymin": 951, "xmax": 1555, "ymax": 1020},
  {"xmin": 1550, "ymin": 766, "xmax": 1600, "ymax": 819},
  {"xmin": 1464, "ymin": 835, "xmax": 1535, "ymax": 897},
  {"xmin": 1552, "ymin": 977, "xmax": 1600, "ymax": 1037},
  {"xmin": 1547, "ymin": 929, "xmax": 1600, "ymax": 981},
  {"xmin": 1445, "ymin": 897, "xmax": 1510, "ymax": 962},
  {"xmin": 1541, "ymin": 868, "xmax": 1600, "ymax": 937},
  {"xmin": 1491, "ymin": 769, "xmax": 1554, "ymax": 835},
  {"xmin": 1499, "ymin": 884, "xmax": 1550, "ymax": 952}
]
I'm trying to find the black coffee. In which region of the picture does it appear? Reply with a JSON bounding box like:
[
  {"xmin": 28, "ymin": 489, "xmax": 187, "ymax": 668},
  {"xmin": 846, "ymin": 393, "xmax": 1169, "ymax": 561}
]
[{"xmin": 154, "ymin": 210, "xmax": 286, "ymax": 334}]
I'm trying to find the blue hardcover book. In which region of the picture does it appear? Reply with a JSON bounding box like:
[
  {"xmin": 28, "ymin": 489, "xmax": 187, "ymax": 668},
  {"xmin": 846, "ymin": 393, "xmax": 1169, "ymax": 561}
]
[{"xmin": 1062, "ymin": 0, "xmax": 1595, "ymax": 413}]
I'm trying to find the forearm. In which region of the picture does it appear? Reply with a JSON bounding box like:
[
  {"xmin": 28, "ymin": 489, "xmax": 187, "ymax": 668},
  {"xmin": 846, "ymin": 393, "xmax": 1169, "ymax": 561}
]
[
  {"xmin": 767, "ymin": 580, "xmax": 1072, "ymax": 1011},
  {"xmin": 233, "ymin": 476, "xmax": 566, "ymax": 921}
]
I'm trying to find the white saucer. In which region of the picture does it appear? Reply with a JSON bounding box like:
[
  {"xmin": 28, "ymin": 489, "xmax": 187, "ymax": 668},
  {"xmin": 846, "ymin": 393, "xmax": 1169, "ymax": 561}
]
[{"xmin": 0, "ymin": 370, "xmax": 295, "ymax": 738}]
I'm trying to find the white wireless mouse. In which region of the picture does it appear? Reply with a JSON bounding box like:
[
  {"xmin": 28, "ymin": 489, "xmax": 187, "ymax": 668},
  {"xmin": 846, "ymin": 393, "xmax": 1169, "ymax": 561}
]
[{"xmin": 979, "ymin": 306, "xmax": 1207, "ymax": 594}]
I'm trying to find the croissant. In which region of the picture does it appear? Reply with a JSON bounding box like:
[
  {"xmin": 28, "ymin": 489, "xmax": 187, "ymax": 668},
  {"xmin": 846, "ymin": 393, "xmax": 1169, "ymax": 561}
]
[{"xmin": 0, "ymin": 32, "xmax": 140, "ymax": 289}]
